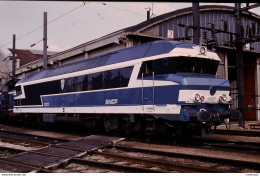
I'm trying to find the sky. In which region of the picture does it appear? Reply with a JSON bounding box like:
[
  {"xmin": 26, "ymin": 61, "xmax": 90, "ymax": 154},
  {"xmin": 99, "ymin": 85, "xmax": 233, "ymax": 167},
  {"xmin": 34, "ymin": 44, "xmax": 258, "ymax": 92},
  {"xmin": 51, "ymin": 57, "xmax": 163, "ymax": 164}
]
[{"xmin": 1, "ymin": 1, "xmax": 260, "ymax": 52}]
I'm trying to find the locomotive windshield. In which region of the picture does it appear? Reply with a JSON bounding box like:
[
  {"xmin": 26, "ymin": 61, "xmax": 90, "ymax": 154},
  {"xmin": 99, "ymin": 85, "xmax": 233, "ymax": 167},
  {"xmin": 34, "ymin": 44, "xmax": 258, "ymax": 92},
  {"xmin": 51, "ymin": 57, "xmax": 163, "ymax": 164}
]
[{"xmin": 139, "ymin": 57, "xmax": 219, "ymax": 77}]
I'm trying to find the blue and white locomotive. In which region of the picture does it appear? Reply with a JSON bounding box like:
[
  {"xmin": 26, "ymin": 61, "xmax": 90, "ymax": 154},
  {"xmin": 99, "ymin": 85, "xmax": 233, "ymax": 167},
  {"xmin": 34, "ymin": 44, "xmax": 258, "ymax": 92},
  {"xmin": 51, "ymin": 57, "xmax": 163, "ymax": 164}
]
[{"xmin": 13, "ymin": 40, "xmax": 231, "ymax": 137}]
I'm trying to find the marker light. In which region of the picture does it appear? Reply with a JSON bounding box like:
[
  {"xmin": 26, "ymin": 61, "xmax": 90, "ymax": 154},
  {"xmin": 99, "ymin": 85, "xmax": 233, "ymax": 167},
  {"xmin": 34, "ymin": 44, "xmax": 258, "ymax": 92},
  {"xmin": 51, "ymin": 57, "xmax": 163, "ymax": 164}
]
[
  {"xmin": 200, "ymin": 96, "xmax": 205, "ymax": 102},
  {"xmin": 219, "ymin": 94, "xmax": 227, "ymax": 102},
  {"xmin": 219, "ymin": 96, "xmax": 224, "ymax": 102}
]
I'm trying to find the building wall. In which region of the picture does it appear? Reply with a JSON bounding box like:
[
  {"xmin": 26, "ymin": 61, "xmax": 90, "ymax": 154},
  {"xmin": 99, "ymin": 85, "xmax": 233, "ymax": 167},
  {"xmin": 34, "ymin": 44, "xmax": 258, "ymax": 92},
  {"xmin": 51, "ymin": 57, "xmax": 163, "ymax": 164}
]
[
  {"xmin": 215, "ymin": 50, "xmax": 227, "ymax": 79},
  {"xmin": 141, "ymin": 24, "xmax": 160, "ymax": 37},
  {"xmin": 60, "ymin": 54, "xmax": 85, "ymax": 66},
  {"xmin": 158, "ymin": 9, "xmax": 260, "ymax": 52},
  {"xmin": 87, "ymin": 43, "xmax": 125, "ymax": 58},
  {"xmin": 0, "ymin": 59, "xmax": 10, "ymax": 85}
]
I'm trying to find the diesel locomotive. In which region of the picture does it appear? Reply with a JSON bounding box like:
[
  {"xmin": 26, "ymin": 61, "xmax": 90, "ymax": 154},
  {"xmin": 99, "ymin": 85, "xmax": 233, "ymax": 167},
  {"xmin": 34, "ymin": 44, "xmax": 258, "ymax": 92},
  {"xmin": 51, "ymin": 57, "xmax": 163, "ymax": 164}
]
[{"xmin": 8, "ymin": 40, "xmax": 232, "ymax": 137}]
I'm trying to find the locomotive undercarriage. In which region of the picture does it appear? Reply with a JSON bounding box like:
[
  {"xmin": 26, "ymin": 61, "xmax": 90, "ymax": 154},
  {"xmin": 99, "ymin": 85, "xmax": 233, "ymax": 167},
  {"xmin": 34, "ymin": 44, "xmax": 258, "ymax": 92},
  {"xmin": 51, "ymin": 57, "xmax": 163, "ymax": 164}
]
[{"xmin": 6, "ymin": 111, "xmax": 225, "ymax": 137}]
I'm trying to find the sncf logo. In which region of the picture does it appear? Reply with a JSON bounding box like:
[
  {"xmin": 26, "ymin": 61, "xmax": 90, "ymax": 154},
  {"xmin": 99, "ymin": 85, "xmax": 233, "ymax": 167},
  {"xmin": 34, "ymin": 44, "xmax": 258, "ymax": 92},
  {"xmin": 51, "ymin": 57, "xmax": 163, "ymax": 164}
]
[{"xmin": 105, "ymin": 99, "xmax": 118, "ymax": 105}]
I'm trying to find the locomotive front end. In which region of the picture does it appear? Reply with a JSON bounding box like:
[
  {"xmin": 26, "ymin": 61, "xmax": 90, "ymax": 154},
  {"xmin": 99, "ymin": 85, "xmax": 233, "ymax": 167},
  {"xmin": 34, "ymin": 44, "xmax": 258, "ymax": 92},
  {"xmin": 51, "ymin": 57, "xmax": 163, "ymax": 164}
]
[
  {"xmin": 170, "ymin": 45, "xmax": 232, "ymax": 137},
  {"xmin": 177, "ymin": 77, "xmax": 232, "ymax": 137},
  {"xmin": 138, "ymin": 42, "xmax": 232, "ymax": 137}
]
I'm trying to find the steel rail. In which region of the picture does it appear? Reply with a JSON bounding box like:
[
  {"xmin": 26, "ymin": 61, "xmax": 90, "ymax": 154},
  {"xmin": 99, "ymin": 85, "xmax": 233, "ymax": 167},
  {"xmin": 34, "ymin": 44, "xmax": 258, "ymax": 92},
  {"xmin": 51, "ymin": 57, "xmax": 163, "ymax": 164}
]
[
  {"xmin": 190, "ymin": 138, "xmax": 260, "ymax": 146},
  {"xmin": 0, "ymin": 128, "xmax": 70, "ymax": 143},
  {"xmin": 93, "ymin": 150, "xmax": 224, "ymax": 173},
  {"xmin": 198, "ymin": 138, "xmax": 260, "ymax": 148},
  {"xmin": 0, "ymin": 146, "xmax": 27, "ymax": 153},
  {"xmin": 214, "ymin": 130, "xmax": 260, "ymax": 137}
]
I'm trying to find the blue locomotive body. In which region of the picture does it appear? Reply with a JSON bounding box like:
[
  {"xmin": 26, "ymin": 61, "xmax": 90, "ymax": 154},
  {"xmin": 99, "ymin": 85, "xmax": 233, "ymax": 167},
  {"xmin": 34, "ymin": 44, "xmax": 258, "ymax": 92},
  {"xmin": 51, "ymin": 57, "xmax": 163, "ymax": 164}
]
[{"xmin": 13, "ymin": 40, "xmax": 232, "ymax": 137}]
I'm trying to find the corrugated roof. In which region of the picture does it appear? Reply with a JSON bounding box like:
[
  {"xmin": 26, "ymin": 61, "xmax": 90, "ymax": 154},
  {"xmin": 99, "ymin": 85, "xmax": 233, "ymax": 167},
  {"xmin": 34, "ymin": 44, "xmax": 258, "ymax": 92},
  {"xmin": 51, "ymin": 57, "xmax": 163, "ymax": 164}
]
[
  {"xmin": 125, "ymin": 5, "xmax": 260, "ymax": 33},
  {"xmin": 17, "ymin": 40, "xmax": 197, "ymax": 84}
]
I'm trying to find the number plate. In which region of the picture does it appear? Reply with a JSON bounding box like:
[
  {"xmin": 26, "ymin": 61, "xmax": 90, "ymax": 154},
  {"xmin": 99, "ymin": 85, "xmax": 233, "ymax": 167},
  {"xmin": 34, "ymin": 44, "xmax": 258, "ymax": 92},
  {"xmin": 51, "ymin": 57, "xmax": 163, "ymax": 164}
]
[{"xmin": 206, "ymin": 97, "xmax": 216, "ymax": 103}]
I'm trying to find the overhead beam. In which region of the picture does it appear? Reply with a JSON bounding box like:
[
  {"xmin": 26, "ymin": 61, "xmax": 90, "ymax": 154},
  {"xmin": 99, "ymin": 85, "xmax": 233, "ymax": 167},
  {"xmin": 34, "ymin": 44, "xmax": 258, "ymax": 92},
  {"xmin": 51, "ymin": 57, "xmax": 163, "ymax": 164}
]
[{"xmin": 241, "ymin": 3, "xmax": 260, "ymax": 11}]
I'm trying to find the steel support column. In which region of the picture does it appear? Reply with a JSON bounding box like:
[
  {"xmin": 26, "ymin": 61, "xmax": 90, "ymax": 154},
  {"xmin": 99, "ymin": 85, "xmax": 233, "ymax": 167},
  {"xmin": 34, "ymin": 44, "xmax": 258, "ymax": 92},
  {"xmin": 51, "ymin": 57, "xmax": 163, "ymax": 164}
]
[{"xmin": 235, "ymin": 3, "xmax": 245, "ymax": 126}]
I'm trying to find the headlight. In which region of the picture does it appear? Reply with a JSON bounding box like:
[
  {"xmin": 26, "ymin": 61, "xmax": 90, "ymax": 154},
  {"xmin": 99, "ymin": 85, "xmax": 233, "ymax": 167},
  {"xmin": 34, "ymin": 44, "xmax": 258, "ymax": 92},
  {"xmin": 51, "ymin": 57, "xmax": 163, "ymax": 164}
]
[
  {"xmin": 194, "ymin": 93, "xmax": 201, "ymax": 102},
  {"xmin": 222, "ymin": 94, "xmax": 227, "ymax": 101}
]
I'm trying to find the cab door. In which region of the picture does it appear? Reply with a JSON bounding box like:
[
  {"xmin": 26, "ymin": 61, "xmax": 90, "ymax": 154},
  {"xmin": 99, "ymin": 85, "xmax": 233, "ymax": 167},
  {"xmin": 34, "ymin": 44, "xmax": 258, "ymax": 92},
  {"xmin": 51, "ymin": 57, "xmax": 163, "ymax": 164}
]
[{"xmin": 140, "ymin": 61, "xmax": 155, "ymax": 112}]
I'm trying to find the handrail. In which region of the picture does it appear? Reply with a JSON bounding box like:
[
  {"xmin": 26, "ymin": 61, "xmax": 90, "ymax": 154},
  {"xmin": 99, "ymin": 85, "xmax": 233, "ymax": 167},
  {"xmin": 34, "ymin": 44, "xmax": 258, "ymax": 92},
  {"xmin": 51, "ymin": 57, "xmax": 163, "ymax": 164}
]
[
  {"xmin": 142, "ymin": 73, "xmax": 144, "ymax": 111},
  {"xmin": 153, "ymin": 72, "xmax": 155, "ymax": 110}
]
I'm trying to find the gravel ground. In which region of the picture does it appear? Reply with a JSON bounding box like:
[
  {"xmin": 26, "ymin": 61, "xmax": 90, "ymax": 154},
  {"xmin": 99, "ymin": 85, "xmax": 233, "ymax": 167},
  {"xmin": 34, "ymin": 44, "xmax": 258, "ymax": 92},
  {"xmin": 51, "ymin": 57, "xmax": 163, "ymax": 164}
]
[
  {"xmin": 56, "ymin": 154, "xmax": 123, "ymax": 173},
  {"xmin": 0, "ymin": 169, "xmax": 10, "ymax": 173},
  {"xmin": 56, "ymin": 162, "xmax": 122, "ymax": 173}
]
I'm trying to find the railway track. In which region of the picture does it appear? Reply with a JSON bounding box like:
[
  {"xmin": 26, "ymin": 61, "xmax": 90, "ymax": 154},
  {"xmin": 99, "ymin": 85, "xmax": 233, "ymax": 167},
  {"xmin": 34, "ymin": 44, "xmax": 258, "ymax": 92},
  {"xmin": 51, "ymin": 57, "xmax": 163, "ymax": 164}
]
[
  {"xmin": 1, "ymin": 138, "xmax": 259, "ymax": 173},
  {"xmin": 0, "ymin": 131, "xmax": 234, "ymax": 173},
  {"xmin": 56, "ymin": 149, "xmax": 224, "ymax": 173},
  {"xmin": 110, "ymin": 141, "xmax": 260, "ymax": 173},
  {"xmin": 56, "ymin": 138, "xmax": 260, "ymax": 173},
  {"xmin": 2, "ymin": 129, "xmax": 259, "ymax": 154},
  {"xmin": 91, "ymin": 150, "xmax": 223, "ymax": 173},
  {"xmin": 0, "ymin": 123, "xmax": 259, "ymax": 173}
]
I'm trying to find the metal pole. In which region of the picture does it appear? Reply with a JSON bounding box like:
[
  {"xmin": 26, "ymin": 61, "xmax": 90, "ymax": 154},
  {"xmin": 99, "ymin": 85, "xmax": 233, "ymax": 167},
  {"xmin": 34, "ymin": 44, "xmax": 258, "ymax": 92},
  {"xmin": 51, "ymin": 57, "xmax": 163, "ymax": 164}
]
[
  {"xmin": 192, "ymin": 3, "xmax": 200, "ymax": 45},
  {"xmin": 235, "ymin": 3, "xmax": 245, "ymax": 127},
  {"xmin": 43, "ymin": 12, "xmax": 48, "ymax": 70},
  {"xmin": 12, "ymin": 34, "xmax": 16, "ymax": 81}
]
